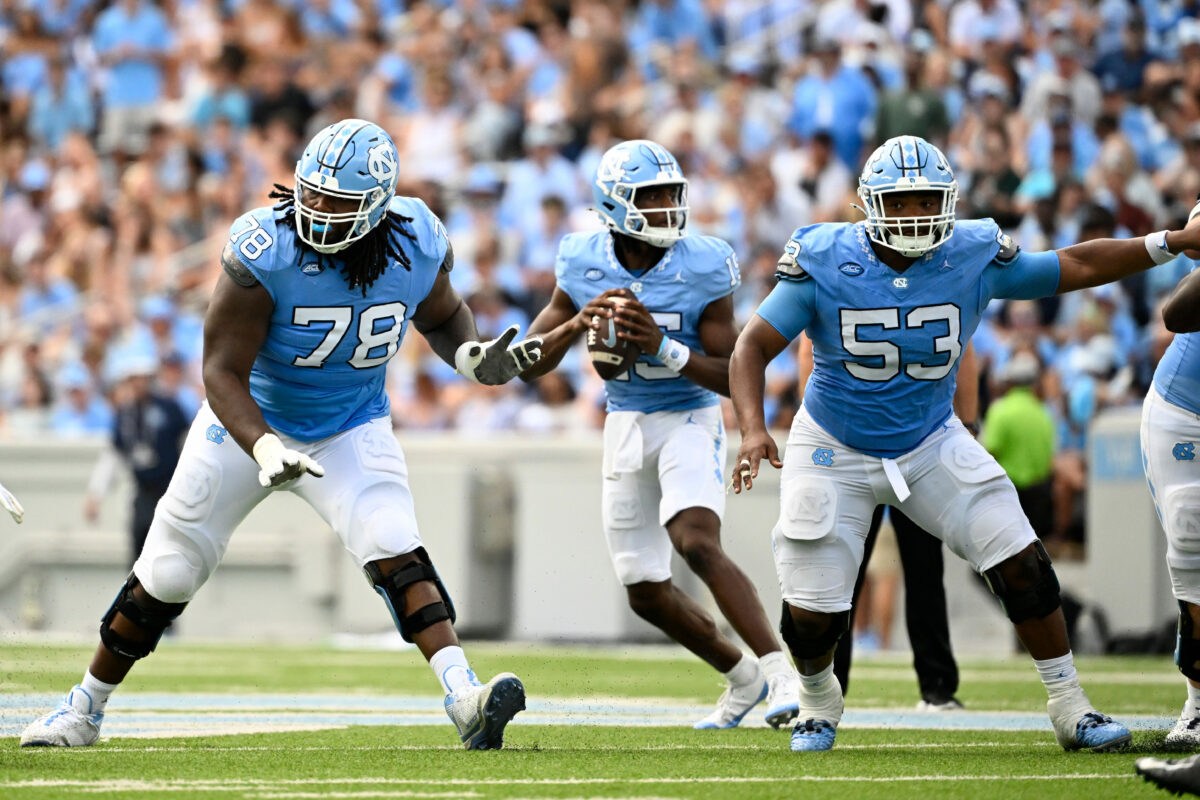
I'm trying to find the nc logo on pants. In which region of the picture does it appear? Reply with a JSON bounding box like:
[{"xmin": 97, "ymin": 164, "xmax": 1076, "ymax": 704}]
[
  {"xmin": 1175, "ymin": 442, "xmax": 1196, "ymax": 462},
  {"xmin": 206, "ymin": 424, "xmax": 228, "ymax": 444},
  {"xmin": 811, "ymin": 448, "xmax": 835, "ymax": 466}
]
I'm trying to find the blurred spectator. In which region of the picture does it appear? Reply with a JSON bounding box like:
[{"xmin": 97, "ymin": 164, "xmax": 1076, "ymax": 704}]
[
  {"xmin": 787, "ymin": 37, "xmax": 877, "ymax": 169},
  {"xmin": 92, "ymin": 0, "xmax": 175, "ymax": 158},
  {"xmin": 49, "ymin": 362, "xmax": 111, "ymax": 437},
  {"xmin": 83, "ymin": 354, "xmax": 188, "ymax": 567},
  {"xmin": 874, "ymin": 29, "xmax": 948, "ymax": 145},
  {"xmin": 27, "ymin": 56, "xmax": 94, "ymax": 152},
  {"xmin": 982, "ymin": 350, "xmax": 1056, "ymax": 539}
]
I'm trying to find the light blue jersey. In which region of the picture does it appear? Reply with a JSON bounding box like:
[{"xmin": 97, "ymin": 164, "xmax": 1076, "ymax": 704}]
[
  {"xmin": 1153, "ymin": 263, "xmax": 1200, "ymax": 416},
  {"xmin": 556, "ymin": 231, "xmax": 740, "ymax": 413},
  {"xmin": 227, "ymin": 195, "xmax": 447, "ymax": 441},
  {"xmin": 756, "ymin": 219, "xmax": 1061, "ymax": 457}
]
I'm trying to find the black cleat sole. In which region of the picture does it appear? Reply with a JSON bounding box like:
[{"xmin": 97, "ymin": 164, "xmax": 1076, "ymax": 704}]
[{"xmin": 466, "ymin": 676, "xmax": 526, "ymax": 751}]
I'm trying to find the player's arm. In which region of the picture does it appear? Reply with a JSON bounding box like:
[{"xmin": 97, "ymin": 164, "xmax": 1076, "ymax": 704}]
[
  {"xmin": 1053, "ymin": 223, "xmax": 1200, "ymax": 294},
  {"xmin": 413, "ymin": 267, "xmax": 542, "ymax": 385},
  {"xmin": 1162, "ymin": 208, "xmax": 1200, "ymax": 333},
  {"xmin": 519, "ymin": 287, "xmax": 628, "ymax": 381},
  {"xmin": 729, "ymin": 315, "xmax": 792, "ymax": 493},
  {"xmin": 955, "ymin": 342, "xmax": 980, "ymax": 434},
  {"xmin": 613, "ymin": 293, "xmax": 738, "ymax": 396},
  {"xmin": 202, "ymin": 249, "xmax": 275, "ymax": 457}
]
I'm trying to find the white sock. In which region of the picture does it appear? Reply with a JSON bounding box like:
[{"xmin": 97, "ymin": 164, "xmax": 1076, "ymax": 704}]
[
  {"xmin": 799, "ymin": 662, "xmax": 837, "ymax": 694},
  {"xmin": 1186, "ymin": 681, "xmax": 1200, "ymax": 717},
  {"xmin": 1034, "ymin": 652, "xmax": 1085, "ymax": 705},
  {"xmin": 724, "ymin": 653, "xmax": 760, "ymax": 687},
  {"xmin": 798, "ymin": 662, "xmax": 842, "ymax": 723},
  {"xmin": 80, "ymin": 671, "xmax": 118, "ymax": 713},
  {"xmin": 429, "ymin": 646, "xmax": 476, "ymax": 695},
  {"xmin": 758, "ymin": 650, "xmax": 793, "ymax": 680}
]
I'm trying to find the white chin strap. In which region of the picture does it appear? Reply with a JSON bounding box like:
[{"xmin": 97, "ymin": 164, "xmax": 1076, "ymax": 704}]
[{"xmin": 886, "ymin": 233, "xmax": 937, "ymax": 258}]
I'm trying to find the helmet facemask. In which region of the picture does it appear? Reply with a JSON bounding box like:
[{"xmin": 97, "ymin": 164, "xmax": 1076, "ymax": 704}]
[
  {"xmin": 859, "ymin": 183, "xmax": 958, "ymax": 258},
  {"xmin": 294, "ymin": 172, "xmax": 391, "ymax": 254},
  {"xmin": 612, "ymin": 180, "xmax": 689, "ymax": 248}
]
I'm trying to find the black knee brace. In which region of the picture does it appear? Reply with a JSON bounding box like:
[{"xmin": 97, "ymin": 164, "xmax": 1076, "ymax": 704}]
[
  {"xmin": 99, "ymin": 574, "xmax": 188, "ymax": 660},
  {"xmin": 779, "ymin": 603, "xmax": 850, "ymax": 660},
  {"xmin": 982, "ymin": 540, "xmax": 1061, "ymax": 624},
  {"xmin": 365, "ymin": 547, "xmax": 456, "ymax": 643},
  {"xmin": 1176, "ymin": 601, "xmax": 1200, "ymax": 681}
]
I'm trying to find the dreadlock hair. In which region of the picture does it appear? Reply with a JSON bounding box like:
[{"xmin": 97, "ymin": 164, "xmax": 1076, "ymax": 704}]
[{"xmin": 269, "ymin": 184, "xmax": 419, "ymax": 297}]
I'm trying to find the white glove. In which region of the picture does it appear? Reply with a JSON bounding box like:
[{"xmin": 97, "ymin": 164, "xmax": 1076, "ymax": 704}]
[
  {"xmin": 454, "ymin": 324, "xmax": 543, "ymax": 385},
  {"xmin": 0, "ymin": 480, "xmax": 23, "ymax": 523},
  {"xmin": 252, "ymin": 433, "xmax": 325, "ymax": 488}
]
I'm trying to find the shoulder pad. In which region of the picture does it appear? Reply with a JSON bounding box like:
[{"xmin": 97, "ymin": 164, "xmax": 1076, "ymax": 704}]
[
  {"xmin": 775, "ymin": 238, "xmax": 810, "ymax": 282},
  {"xmin": 994, "ymin": 230, "xmax": 1021, "ymax": 264}
]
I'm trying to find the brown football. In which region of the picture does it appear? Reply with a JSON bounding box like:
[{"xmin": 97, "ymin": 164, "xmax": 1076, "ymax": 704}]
[{"xmin": 587, "ymin": 303, "xmax": 640, "ymax": 380}]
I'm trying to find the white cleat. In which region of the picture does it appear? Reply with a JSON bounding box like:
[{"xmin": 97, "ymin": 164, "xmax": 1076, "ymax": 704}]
[
  {"xmin": 1048, "ymin": 696, "xmax": 1131, "ymax": 752},
  {"xmin": 1166, "ymin": 713, "xmax": 1200, "ymax": 747},
  {"xmin": 694, "ymin": 676, "xmax": 768, "ymax": 729},
  {"xmin": 444, "ymin": 672, "xmax": 525, "ymax": 750},
  {"xmin": 20, "ymin": 686, "xmax": 103, "ymax": 747},
  {"xmin": 764, "ymin": 669, "xmax": 800, "ymax": 729}
]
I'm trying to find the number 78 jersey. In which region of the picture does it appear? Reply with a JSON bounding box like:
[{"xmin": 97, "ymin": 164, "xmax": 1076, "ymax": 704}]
[
  {"xmin": 226, "ymin": 196, "xmax": 447, "ymax": 441},
  {"xmin": 758, "ymin": 219, "xmax": 1060, "ymax": 457},
  {"xmin": 555, "ymin": 231, "xmax": 740, "ymax": 413}
]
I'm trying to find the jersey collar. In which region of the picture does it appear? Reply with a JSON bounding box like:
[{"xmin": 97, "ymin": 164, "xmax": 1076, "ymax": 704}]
[{"xmin": 605, "ymin": 233, "xmax": 677, "ymax": 281}]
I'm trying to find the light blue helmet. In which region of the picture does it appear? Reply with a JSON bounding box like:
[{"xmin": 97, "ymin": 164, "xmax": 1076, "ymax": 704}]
[
  {"xmin": 856, "ymin": 135, "xmax": 958, "ymax": 257},
  {"xmin": 294, "ymin": 118, "xmax": 398, "ymax": 253},
  {"xmin": 592, "ymin": 139, "xmax": 688, "ymax": 248}
]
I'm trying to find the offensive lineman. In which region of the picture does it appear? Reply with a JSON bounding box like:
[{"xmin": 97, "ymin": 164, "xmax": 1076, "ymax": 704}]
[
  {"xmin": 730, "ymin": 135, "xmax": 1200, "ymax": 752},
  {"xmin": 521, "ymin": 140, "xmax": 800, "ymax": 729},
  {"xmin": 21, "ymin": 119, "xmax": 541, "ymax": 750}
]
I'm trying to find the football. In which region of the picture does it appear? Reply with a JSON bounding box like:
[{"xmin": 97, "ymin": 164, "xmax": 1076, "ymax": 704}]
[{"xmin": 587, "ymin": 301, "xmax": 639, "ymax": 380}]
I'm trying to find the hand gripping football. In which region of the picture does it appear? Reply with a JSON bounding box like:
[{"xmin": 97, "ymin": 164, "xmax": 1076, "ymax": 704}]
[{"xmin": 587, "ymin": 299, "xmax": 639, "ymax": 380}]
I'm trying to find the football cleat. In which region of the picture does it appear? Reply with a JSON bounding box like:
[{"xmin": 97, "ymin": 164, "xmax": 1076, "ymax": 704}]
[
  {"xmin": 444, "ymin": 672, "xmax": 525, "ymax": 750},
  {"xmin": 790, "ymin": 718, "xmax": 837, "ymax": 751},
  {"xmin": 1167, "ymin": 713, "xmax": 1200, "ymax": 747},
  {"xmin": 1137, "ymin": 753, "xmax": 1200, "ymax": 796},
  {"xmin": 20, "ymin": 686, "xmax": 103, "ymax": 747},
  {"xmin": 764, "ymin": 669, "xmax": 800, "ymax": 729},
  {"xmin": 694, "ymin": 677, "xmax": 768, "ymax": 729},
  {"xmin": 916, "ymin": 695, "xmax": 965, "ymax": 712},
  {"xmin": 1051, "ymin": 709, "xmax": 1131, "ymax": 752}
]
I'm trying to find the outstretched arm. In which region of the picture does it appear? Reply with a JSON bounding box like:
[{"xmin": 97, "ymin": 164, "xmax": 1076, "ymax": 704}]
[
  {"xmin": 1055, "ymin": 225, "xmax": 1200, "ymax": 295},
  {"xmin": 413, "ymin": 269, "xmax": 542, "ymax": 384}
]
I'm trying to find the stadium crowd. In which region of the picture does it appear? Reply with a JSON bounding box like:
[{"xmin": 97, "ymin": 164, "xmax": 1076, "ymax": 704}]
[{"xmin": 1, "ymin": 0, "xmax": 1199, "ymax": 551}]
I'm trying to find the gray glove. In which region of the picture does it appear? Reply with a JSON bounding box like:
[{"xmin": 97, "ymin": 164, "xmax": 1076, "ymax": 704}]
[{"xmin": 454, "ymin": 324, "xmax": 543, "ymax": 385}]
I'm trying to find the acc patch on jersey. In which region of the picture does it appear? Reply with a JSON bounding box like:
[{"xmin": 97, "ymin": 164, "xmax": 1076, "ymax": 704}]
[
  {"xmin": 776, "ymin": 239, "xmax": 810, "ymax": 281},
  {"xmin": 995, "ymin": 231, "xmax": 1020, "ymax": 264}
]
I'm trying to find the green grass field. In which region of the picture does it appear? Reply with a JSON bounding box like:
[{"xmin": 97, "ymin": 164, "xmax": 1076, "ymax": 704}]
[{"xmin": 0, "ymin": 640, "xmax": 1191, "ymax": 799}]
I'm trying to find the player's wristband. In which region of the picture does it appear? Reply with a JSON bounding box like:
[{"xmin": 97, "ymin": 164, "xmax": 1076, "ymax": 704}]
[
  {"xmin": 656, "ymin": 336, "xmax": 690, "ymax": 372},
  {"xmin": 1146, "ymin": 230, "xmax": 1179, "ymax": 266}
]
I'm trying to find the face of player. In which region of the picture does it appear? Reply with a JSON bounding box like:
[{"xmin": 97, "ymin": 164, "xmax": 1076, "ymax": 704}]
[
  {"xmin": 297, "ymin": 185, "xmax": 361, "ymax": 244},
  {"xmin": 879, "ymin": 189, "xmax": 941, "ymax": 238},
  {"xmin": 633, "ymin": 183, "xmax": 684, "ymax": 229}
]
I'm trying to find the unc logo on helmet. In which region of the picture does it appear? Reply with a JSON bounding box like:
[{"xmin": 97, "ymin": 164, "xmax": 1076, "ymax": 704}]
[
  {"xmin": 293, "ymin": 119, "xmax": 399, "ymax": 254},
  {"xmin": 592, "ymin": 139, "xmax": 688, "ymax": 248},
  {"xmin": 855, "ymin": 135, "xmax": 958, "ymax": 258}
]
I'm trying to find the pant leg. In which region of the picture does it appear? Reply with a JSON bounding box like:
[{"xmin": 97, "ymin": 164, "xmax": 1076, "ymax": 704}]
[
  {"xmin": 833, "ymin": 505, "xmax": 884, "ymax": 696},
  {"xmin": 891, "ymin": 507, "xmax": 959, "ymax": 701},
  {"xmin": 129, "ymin": 488, "xmax": 159, "ymax": 569}
]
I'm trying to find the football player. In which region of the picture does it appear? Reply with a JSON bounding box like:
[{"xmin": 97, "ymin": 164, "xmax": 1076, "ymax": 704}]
[
  {"xmin": 521, "ymin": 140, "xmax": 801, "ymax": 729},
  {"xmin": 730, "ymin": 134, "xmax": 1200, "ymax": 753},
  {"xmin": 21, "ymin": 119, "xmax": 541, "ymax": 750},
  {"xmin": 1140, "ymin": 198, "xmax": 1200, "ymax": 745}
]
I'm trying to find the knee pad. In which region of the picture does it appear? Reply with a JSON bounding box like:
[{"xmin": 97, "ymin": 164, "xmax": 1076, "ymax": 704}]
[
  {"xmin": 1177, "ymin": 601, "xmax": 1200, "ymax": 681},
  {"xmin": 982, "ymin": 540, "xmax": 1061, "ymax": 624},
  {"xmin": 99, "ymin": 574, "xmax": 188, "ymax": 660},
  {"xmin": 779, "ymin": 603, "xmax": 849, "ymax": 659},
  {"xmin": 364, "ymin": 547, "xmax": 456, "ymax": 643}
]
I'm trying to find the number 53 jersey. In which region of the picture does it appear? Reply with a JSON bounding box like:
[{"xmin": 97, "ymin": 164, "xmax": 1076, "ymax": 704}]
[
  {"xmin": 757, "ymin": 219, "xmax": 1061, "ymax": 458},
  {"xmin": 555, "ymin": 231, "xmax": 740, "ymax": 413},
  {"xmin": 226, "ymin": 196, "xmax": 447, "ymax": 441}
]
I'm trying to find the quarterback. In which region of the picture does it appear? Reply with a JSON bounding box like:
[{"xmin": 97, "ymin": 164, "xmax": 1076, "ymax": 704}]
[
  {"xmin": 522, "ymin": 140, "xmax": 800, "ymax": 729},
  {"xmin": 21, "ymin": 119, "xmax": 541, "ymax": 750},
  {"xmin": 731, "ymin": 135, "xmax": 1200, "ymax": 752}
]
